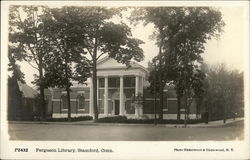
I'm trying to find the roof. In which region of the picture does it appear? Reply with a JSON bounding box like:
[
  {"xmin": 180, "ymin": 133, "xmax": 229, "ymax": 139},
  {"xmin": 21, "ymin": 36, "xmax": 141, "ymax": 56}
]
[
  {"xmin": 17, "ymin": 81, "xmax": 38, "ymax": 98},
  {"xmin": 97, "ymin": 56, "xmax": 110, "ymax": 65},
  {"xmin": 97, "ymin": 56, "xmax": 149, "ymax": 73}
]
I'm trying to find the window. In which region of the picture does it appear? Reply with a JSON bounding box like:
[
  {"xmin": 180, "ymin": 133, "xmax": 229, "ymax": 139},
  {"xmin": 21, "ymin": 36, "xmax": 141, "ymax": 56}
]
[
  {"xmin": 116, "ymin": 78, "xmax": 120, "ymax": 87},
  {"xmin": 99, "ymin": 78, "xmax": 105, "ymax": 88},
  {"xmin": 108, "ymin": 77, "xmax": 120, "ymax": 87},
  {"xmin": 124, "ymin": 77, "xmax": 135, "ymax": 87},
  {"xmin": 61, "ymin": 95, "xmax": 68, "ymax": 110},
  {"xmin": 131, "ymin": 77, "xmax": 135, "ymax": 87},
  {"xmin": 78, "ymin": 95, "xmax": 85, "ymax": 110}
]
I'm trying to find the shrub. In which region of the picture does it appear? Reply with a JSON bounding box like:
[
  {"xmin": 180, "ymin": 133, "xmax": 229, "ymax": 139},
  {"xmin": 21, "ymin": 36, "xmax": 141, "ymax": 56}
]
[
  {"xmin": 46, "ymin": 116, "xmax": 93, "ymax": 122},
  {"xmin": 96, "ymin": 116, "xmax": 127, "ymax": 123},
  {"xmin": 126, "ymin": 119, "xmax": 154, "ymax": 124},
  {"xmin": 96, "ymin": 116, "xmax": 207, "ymax": 124},
  {"xmin": 126, "ymin": 119, "xmax": 205, "ymax": 124}
]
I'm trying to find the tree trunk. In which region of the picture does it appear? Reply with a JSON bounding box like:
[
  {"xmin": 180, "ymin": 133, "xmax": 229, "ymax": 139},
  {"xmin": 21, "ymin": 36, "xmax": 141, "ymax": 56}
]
[
  {"xmin": 66, "ymin": 86, "xmax": 71, "ymax": 122},
  {"xmin": 38, "ymin": 61, "xmax": 46, "ymax": 120},
  {"xmin": 223, "ymin": 103, "xmax": 226, "ymax": 123},
  {"xmin": 204, "ymin": 103, "xmax": 209, "ymax": 124},
  {"xmin": 184, "ymin": 46, "xmax": 188, "ymax": 127},
  {"xmin": 187, "ymin": 97, "xmax": 190, "ymax": 119},
  {"xmin": 92, "ymin": 39, "xmax": 99, "ymax": 121},
  {"xmin": 154, "ymin": 65, "xmax": 157, "ymax": 125},
  {"xmin": 159, "ymin": 79, "xmax": 164, "ymax": 122},
  {"xmin": 177, "ymin": 94, "xmax": 181, "ymax": 121},
  {"xmin": 64, "ymin": 44, "xmax": 71, "ymax": 122},
  {"xmin": 158, "ymin": 29, "xmax": 164, "ymax": 122},
  {"xmin": 184, "ymin": 89, "xmax": 188, "ymax": 127},
  {"xmin": 196, "ymin": 98, "xmax": 201, "ymax": 119},
  {"xmin": 92, "ymin": 60, "xmax": 98, "ymax": 120}
]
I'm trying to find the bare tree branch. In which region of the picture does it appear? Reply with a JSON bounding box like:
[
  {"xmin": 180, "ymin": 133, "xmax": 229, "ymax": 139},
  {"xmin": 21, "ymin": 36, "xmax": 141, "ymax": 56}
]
[
  {"xmin": 27, "ymin": 44, "xmax": 39, "ymax": 66},
  {"xmin": 26, "ymin": 60, "xmax": 39, "ymax": 70},
  {"xmin": 96, "ymin": 52, "xmax": 106, "ymax": 60},
  {"xmin": 87, "ymin": 48, "xmax": 93, "ymax": 59}
]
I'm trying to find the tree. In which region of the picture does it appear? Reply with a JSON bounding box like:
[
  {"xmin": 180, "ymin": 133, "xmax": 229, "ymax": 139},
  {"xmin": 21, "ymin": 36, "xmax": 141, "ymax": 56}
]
[
  {"xmin": 9, "ymin": 5, "xmax": 51, "ymax": 119},
  {"xmin": 162, "ymin": 7, "xmax": 224, "ymax": 124},
  {"xmin": 131, "ymin": 7, "xmax": 224, "ymax": 122},
  {"xmin": 42, "ymin": 7, "xmax": 91, "ymax": 121},
  {"xmin": 191, "ymin": 69, "xmax": 206, "ymax": 118},
  {"xmin": 130, "ymin": 7, "xmax": 185, "ymax": 121},
  {"xmin": 67, "ymin": 7, "xmax": 144, "ymax": 120},
  {"xmin": 228, "ymin": 70, "xmax": 244, "ymax": 118},
  {"xmin": 8, "ymin": 46, "xmax": 26, "ymax": 83},
  {"xmin": 202, "ymin": 64, "xmax": 244, "ymax": 123}
]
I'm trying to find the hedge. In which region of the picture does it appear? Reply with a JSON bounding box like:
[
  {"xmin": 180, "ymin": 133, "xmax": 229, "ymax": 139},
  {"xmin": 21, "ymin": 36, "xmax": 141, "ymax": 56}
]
[
  {"xmin": 46, "ymin": 116, "xmax": 93, "ymax": 122},
  {"xmin": 96, "ymin": 116, "xmax": 127, "ymax": 123},
  {"xmin": 96, "ymin": 116, "xmax": 207, "ymax": 124}
]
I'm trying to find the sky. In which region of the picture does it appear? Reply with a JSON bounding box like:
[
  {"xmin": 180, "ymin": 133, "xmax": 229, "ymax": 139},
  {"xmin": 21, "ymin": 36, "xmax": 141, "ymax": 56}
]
[{"xmin": 12, "ymin": 6, "xmax": 247, "ymax": 87}]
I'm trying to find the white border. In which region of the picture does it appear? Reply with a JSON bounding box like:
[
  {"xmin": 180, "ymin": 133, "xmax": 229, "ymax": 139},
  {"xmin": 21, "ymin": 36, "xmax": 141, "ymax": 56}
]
[{"xmin": 1, "ymin": 1, "xmax": 249, "ymax": 160}]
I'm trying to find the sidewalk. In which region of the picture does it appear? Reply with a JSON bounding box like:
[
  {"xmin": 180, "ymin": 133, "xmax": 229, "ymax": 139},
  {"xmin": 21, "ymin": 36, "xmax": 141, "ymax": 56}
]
[{"xmin": 8, "ymin": 117, "xmax": 244, "ymax": 128}]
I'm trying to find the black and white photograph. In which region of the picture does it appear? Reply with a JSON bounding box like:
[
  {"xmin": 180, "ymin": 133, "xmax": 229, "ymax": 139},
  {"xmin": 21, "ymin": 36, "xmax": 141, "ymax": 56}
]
[{"xmin": 1, "ymin": 1, "xmax": 249, "ymax": 159}]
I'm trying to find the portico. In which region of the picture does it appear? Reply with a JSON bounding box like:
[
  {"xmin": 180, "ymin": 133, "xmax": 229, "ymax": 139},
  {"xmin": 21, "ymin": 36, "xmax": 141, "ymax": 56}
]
[{"xmin": 89, "ymin": 56, "xmax": 147, "ymax": 118}]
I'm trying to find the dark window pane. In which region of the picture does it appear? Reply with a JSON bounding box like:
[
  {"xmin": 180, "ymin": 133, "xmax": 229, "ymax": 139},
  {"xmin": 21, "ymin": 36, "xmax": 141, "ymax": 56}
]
[
  {"xmin": 116, "ymin": 78, "xmax": 120, "ymax": 87},
  {"xmin": 78, "ymin": 96, "xmax": 85, "ymax": 109},
  {"xmin": 124, "ymin": 77, "xmax": 131, "ymax": 87},
  {"xmin": 62, "ymin": 95, "xmax": 67, "ymax": 109},
  {"xmin": 131, "ymin": 77, "xmax": 135, "ymax": 87},
  {"xmin": 108, "ymin": 77, "xmax": 119, "ymax": 87},
  {"xmin": 124, "ymin": 77, "xmax": 135, "ymax": 87},
  {"xmin": 99, "ymin": 78, "xmax": 104, "ymax": 88}
]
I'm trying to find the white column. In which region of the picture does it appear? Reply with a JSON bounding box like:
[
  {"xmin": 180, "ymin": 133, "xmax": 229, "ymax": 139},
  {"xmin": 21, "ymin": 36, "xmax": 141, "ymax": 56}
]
[
  {"xmin": 135, "ymin": 76, "xmax": 140, "ymax": 96},
  {"xmin": 135, "ymin": 76, "xmax": 141, "ymax": 117},
  {"xmin": 140, "ymin": 77, "xmax": 144, "ymax": 115},
  {"xmin": 119, "ymin": 76, "xmax": 124, "ymax": 115},
  {"xmin": 89, "ymin": 77, "xmax": 94, "ymax": 116},
  {"xmin": 141, "ymin": 77, "xmax": 144, "ymax": 94},
  {"xmin": 104, "ymin": 76, "xmax": 108, "ymax": 116}
]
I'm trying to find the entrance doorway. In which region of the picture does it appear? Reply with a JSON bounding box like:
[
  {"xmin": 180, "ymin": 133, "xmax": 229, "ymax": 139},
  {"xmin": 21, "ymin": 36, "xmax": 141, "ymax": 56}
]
[{"xmin": 114, "ymin": 100, "xmax": 120, "ymax": 115}]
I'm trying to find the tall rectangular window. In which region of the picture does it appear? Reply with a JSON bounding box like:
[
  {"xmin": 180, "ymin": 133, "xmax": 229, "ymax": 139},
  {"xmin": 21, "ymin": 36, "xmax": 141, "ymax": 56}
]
[
  {"xmin": 131, "ymin": 77, "xmax": 135, "ymax": 87},
  {"xmin": 61, "ymin": 95, "xmax": 68, "ymax": 110},
  {"xmin": 78, "ymin": 96, "xmax": 85, "ymax": 110},
  {"xmin": 99, "ymin": 78, "xmax": 105, "ymax": 88}
]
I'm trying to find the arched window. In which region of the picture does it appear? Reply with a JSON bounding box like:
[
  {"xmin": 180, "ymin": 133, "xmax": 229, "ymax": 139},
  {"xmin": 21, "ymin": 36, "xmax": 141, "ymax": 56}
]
[{"xmin": 78, "ymin": 95, "xmax": 85, "ymax": 110}]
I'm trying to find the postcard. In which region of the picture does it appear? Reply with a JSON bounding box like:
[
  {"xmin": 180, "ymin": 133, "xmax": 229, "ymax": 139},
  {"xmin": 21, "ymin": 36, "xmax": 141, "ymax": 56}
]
[{"xmin": 1, "ymin": 1, "xmax": 249, "ymax": 159}]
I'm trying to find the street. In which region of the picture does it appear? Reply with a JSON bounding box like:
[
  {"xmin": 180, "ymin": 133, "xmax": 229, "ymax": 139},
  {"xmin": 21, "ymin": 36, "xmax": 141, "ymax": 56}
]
[{"xmin": 8, "ymin": 120, "xmax": 243, "ymax": 141}]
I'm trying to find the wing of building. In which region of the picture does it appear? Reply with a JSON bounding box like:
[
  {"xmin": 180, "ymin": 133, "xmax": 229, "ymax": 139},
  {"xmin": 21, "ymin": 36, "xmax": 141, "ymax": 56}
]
[
  {"xmin": 8, "ymin": 78, "xmax": 39, "ymax": 120},
  {"xmin": 48, "ymin": 56, "xmax": 200, "ymax": 120}
]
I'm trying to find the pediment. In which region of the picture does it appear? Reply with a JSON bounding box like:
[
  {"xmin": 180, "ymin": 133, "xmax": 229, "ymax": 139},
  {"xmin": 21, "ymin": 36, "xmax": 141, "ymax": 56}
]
[
  {"xmin": 97, "ymin": 56, "xmax": 148, "ymax": 73},
  {"xmin": 97, "ymin": 56, "xmax": 127, "ymax": 69}
]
